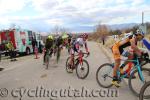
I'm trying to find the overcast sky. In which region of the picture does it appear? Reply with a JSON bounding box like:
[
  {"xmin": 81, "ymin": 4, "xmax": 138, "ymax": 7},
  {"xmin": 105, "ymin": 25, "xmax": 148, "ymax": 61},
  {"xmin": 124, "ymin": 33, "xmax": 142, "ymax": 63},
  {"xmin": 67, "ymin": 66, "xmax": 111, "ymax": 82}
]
[{"xmin": 0, "ymin": 0, "xmax": 150, "ymax": 33}]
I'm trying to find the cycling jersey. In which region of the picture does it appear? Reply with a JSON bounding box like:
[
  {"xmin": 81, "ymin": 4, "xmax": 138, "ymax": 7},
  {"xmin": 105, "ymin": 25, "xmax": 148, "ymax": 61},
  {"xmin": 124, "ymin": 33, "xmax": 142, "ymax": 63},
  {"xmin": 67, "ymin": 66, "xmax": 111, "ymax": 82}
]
[
  {"xmin": 70, "ymin": 38, "xmax": 88, "ymax": 54},
  {"xmin": 75, "ymin": 38, "xmax": 86, "ymax": 46},
  {"xmin": 112, "ymin": 35, "xmax": 137, "ymax": 60},
  {"xmin": 45, "ymin": 38, "xmax": 54, "ymax": 50}
]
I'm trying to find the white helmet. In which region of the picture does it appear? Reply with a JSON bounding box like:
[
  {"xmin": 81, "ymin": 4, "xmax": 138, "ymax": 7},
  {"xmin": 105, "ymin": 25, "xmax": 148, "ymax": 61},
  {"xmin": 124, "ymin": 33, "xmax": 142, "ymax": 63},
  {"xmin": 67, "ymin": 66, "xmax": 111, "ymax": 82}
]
[{"xmin": 136, "ymin": 29, "xmax": 144, "ymax": 36}]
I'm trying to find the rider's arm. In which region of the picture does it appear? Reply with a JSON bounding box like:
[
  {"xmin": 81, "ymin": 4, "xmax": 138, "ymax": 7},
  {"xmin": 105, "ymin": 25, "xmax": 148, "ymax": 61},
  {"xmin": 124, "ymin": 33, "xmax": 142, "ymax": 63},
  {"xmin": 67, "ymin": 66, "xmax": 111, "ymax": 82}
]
[
  {"xmin": 84, "ymin": 42, "xmax": 89, "ymax": 53},
  {"xmin": 130, "ymin": 38, "xmax": 142, "ymax": 56}
]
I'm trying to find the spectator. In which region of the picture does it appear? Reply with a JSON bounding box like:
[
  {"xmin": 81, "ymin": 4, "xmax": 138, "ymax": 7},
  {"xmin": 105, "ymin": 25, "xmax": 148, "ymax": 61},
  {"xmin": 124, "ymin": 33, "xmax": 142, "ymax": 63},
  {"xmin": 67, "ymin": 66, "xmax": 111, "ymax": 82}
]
[
  {"xmin": 6, "ymin": 41, "xmax": 17, "ymax": 61},
  {"xmin": 32, "ymin": 39, "xmax": 38, "ymax": 53},
  {"xmin": 0, "ymin": 43, "xmax": 1, "ymax": 62},
  {"xmin": 101, "ymin": 35, "xmax": 106, "ymax": 45},
  {"xmin": 38, "ymin": 41, "xmax": 42, "ymax": 53},
  {"xmin": 0, "ymin": 44, "xmax": 4, "ymax": 71}
]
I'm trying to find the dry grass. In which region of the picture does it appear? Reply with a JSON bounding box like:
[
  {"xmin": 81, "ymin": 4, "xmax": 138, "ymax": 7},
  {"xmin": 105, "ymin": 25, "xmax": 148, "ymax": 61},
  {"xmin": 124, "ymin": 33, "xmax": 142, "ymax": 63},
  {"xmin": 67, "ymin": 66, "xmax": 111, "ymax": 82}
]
[
  {"xmin": 103, "ymin": 34, "xmax": 150, "ymax": 49},
  {"xmin": 104, "ymin": 37, "xmax": 116, "ymax": 48}
]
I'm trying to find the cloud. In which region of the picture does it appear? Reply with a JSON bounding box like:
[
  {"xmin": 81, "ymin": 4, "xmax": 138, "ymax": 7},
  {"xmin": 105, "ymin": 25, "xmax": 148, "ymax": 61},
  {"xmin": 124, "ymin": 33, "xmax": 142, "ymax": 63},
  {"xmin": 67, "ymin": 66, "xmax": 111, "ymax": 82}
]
[
  {"xmin": 132, "ymin": 0, "xmax": 145, "ymax": 6},
  {"xmin": 0, "ymin": 0, "xmax": 29, "ymax": 15},
  {"xmin": 31, "ymin": 0, "xmax": 59, "ymax": 12},
  {"xmin": 0, "ymin": 0, "xmax": 150, "ymax": 32},
  {"xmin": 45, "ymin": 19, "xmax": 64, "ymax": 26}
]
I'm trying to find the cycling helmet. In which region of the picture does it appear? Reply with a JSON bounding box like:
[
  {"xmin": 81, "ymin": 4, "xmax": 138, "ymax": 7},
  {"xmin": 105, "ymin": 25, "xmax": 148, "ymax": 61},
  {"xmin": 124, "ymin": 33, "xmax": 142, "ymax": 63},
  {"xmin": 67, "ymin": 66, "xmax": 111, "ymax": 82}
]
[
  {"xmin": 62, "ymin": 34, "xmax": 69, "ymax": 40},
  {"xmin": 82, "ymin": 33, "xmax": 88, "ymax": 39},
  {"xmin": 136, "ymin": 29, "xmax": 144, "ymax": 36},
  {"xmin": 48, "ymin": 35, "xmax": 53, "ymax": 40}
]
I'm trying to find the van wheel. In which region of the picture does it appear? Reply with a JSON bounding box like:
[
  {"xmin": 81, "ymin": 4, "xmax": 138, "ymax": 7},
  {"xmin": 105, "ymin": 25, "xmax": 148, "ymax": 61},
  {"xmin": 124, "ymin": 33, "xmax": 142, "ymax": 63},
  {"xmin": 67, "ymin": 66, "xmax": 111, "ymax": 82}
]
[{"xmin": 26, "ymin": 48, "xmax": 30, "ymax": 55}]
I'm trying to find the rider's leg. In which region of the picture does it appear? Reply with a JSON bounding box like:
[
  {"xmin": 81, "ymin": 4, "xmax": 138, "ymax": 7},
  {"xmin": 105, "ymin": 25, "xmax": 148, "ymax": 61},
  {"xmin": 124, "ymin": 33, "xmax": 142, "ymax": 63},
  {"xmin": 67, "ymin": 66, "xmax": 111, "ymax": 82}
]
[
  {"xmin": 112, "ymin": 46, "xmax": 121, "ymax": 87},
  {"xmin": 68, "ymin": 53, "xmax": 74, "ymax": 73},
  {"xmin": 120, "ymin": 51, "xmax": 137, "ymax": 78},
  {"xmin": 123, "ymin": 56, "xmax": 136, "ymax": 78},
  {"xmin": 113, "ymin": 59, "xmax": 121, "ymax": 79},
  {"xmin": 43, "ymin": 50, "xmax": 47, "ymax": 64},
  {"xmin": 112, "ymin": 59, "xmax": 121, "ymax": 87},
  {"xmin": 70, "ymin": 54, "xmax": 74, "ymax": 67},
  {"xmin": 50, "ymin": 48, "xmax": 53, "ymax": 57},
  {"xmin": 69, "ymin": 48, "xmax": 75, "ymax": 67},
  {"xmin": 120, "ymin": 51, "xmax": 133, "ymax": 74}
]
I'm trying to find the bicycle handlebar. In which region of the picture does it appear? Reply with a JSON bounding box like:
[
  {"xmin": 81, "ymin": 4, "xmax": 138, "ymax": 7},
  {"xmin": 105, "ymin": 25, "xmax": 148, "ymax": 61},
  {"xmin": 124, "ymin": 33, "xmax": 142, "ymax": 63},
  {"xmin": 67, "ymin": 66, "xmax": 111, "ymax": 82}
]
[{"xmin": 74, "ymin": 52, "xmax": 89, "ymax": 58}]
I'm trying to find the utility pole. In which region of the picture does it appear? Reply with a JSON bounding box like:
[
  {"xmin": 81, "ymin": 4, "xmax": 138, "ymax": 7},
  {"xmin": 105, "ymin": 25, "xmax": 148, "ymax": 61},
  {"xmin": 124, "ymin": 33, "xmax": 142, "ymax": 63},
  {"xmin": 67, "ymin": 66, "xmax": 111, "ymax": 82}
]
[
  {"xmin": 142, "ymin": 12, "xmax": 144, "ymax": 25},
  {"xmin": 141, "ymin": 12, "xmax": 144, "ymax": 48}
]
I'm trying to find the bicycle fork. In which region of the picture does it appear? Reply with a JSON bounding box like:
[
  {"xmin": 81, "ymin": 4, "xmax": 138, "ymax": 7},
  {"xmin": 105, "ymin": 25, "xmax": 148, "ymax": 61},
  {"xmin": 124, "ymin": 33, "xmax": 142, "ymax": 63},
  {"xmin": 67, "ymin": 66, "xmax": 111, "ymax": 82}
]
[
  {"xmin": 79, "ymin": 53, "xmax": 83, "ymax": 66},
  {"xmin": 137, "ymin": 67, "xmax": 145, "ymax": 83},
  {"xmin": 136, "ymin": 60, "xmax": 145, "ymax": 83}
]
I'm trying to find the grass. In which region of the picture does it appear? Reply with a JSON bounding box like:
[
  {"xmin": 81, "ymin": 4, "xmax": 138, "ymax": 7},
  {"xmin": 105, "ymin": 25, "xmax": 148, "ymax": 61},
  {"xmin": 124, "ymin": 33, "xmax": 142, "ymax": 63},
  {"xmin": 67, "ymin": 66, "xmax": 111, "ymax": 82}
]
[{"xmin": 103, "ymin": 34, "xmax": 150, "ymax": 49}]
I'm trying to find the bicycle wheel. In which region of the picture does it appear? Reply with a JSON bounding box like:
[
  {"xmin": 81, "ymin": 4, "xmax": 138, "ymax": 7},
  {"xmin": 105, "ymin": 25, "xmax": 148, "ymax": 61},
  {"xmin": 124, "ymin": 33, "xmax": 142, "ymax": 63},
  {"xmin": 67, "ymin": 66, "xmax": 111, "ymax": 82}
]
[
  {"xmin": 96, "ymin": 63, "xmax": 113, "ymax": 88},
  {"xmin": 66, "ymin": 57, "xmax": 73, "ymax": 73},
  {"xmin": 129, "ymin": 68, "xmax": 150, "ymax": 98},
  {"xmin": 139, "ymin": 81, "xmax": 150, "ymax": 100},
  {"xmin": 76, "ymin": 59, "xmax": 89, "ymax": 79},
  {"xmin": 45, "ymin": 55, "xmax": 49, "ymax": 69}
]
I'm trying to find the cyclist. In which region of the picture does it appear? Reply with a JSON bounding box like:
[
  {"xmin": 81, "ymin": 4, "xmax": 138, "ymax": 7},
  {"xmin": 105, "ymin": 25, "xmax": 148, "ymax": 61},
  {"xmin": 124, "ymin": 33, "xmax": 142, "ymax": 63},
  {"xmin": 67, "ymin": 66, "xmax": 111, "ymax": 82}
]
[
  {"xmin": 111, "ymin": 29, "xmax": 145, "ymax": 87},
  {"xmin": 43, "ymin": 35, "xmax": 54, "ymax": 65},
  {"xmin": 66, "ymin": 34, "xmax": 72, "ymax": 53},
  {"xmin": 53, "ymin": 33, "xmax": 69, "ymax": 63},
  {"xmin": 62, "ymin": 33, "xmax": 69, "ymax": 47},
  {"xmin": 68, "ymin": 33, "xmax": 90, "ymax": 72}
]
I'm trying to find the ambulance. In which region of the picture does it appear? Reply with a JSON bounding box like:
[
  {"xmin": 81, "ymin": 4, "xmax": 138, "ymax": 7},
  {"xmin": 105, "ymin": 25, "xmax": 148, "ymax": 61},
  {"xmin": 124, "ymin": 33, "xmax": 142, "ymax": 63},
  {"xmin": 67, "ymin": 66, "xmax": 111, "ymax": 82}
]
[{"xmin": 0, "ymin": 28, "xmax": 43, "ymax": 55}]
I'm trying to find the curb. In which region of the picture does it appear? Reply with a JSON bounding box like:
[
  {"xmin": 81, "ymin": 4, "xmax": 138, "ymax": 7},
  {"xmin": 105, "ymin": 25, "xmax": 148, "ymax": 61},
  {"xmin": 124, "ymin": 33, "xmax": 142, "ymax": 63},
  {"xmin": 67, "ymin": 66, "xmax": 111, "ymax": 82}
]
[{"xmin": 98, "ymin": 43, "xmax": 113, "ymax": 63}]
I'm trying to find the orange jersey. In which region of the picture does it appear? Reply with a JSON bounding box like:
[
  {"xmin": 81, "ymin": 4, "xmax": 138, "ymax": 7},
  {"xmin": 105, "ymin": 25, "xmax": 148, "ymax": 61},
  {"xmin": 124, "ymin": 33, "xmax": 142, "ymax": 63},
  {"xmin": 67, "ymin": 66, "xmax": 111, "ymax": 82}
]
[{"xmin": 112, "ymin": 35, "xmax": 136, "ymax": 60}]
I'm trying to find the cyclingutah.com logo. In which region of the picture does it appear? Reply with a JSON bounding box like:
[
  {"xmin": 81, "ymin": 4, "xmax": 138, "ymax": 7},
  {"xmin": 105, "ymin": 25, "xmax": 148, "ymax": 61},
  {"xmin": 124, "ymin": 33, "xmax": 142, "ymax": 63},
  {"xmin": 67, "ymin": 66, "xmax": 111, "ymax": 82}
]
[{"xmin": 0, "ymin": 86, "xmax": 119, "ymax": 100}]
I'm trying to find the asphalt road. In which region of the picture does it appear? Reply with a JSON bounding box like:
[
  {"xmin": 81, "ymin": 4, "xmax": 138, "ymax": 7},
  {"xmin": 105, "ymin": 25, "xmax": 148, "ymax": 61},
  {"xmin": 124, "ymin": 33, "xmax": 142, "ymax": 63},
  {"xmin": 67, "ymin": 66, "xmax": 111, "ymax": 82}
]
[{"xmin": 0, "ymin": 41, "xmax": 140, "ymax": 100}]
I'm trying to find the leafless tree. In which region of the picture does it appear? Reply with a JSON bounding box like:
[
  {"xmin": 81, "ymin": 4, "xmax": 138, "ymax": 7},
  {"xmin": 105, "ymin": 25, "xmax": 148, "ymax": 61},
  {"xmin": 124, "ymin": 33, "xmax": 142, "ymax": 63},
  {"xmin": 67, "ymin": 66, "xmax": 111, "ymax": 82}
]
[
  {"xmin": 95, "ymin": 23, "xmax": 109, "ymax": 45},
  {"xmin": 51, "ymin": 25, "xmax": 71, "ymax": 35}
]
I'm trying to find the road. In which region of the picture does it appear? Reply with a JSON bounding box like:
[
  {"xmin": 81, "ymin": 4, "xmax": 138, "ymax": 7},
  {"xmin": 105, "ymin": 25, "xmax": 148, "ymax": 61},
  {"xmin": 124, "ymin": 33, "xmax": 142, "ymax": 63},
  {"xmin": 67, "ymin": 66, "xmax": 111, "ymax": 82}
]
[{"xmin": 0, "ymin": 41, "xmax": 139, "ymax": 100}]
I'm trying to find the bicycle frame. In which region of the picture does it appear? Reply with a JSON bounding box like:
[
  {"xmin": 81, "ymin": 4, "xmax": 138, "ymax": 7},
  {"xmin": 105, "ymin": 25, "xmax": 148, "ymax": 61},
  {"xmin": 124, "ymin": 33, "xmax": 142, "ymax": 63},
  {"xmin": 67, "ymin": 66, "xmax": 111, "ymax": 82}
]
[
  {"xmin": 119, "ymin": 57, "xmax": 145, "ymax": 82},
  {"xmin": 74, "ymin": 52, "xmax": 88, "ymax": 66},
  {"xmin": 74, "ymin": 53, "xmax": 84, "ymax": 66}
]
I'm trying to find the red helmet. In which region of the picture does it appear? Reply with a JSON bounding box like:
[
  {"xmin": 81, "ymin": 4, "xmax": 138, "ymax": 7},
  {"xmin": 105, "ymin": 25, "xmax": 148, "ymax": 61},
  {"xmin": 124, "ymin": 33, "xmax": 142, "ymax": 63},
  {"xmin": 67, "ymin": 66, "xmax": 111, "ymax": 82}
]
[{"xmin": 82, "ymin": 33, "xmax": 88, "ymax": 39}]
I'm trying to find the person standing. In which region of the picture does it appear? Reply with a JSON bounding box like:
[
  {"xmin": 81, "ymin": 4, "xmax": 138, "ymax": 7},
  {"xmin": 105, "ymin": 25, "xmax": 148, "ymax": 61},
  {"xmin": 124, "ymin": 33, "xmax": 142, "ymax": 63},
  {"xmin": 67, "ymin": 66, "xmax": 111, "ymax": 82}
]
[
  {"xmin": 0, "ymin": 43, "xmax": 1, "ymax": 62},
  {"xmin": 6, "ymin": 41, "xmax": 17, "ymax": 61},
  {"xmin": 32, "ymin": 39, "xmax": 38, "ymax": 53},
  {"xmin": 0, "ymin": 43, "xmax": 4, "ymax": 71}
]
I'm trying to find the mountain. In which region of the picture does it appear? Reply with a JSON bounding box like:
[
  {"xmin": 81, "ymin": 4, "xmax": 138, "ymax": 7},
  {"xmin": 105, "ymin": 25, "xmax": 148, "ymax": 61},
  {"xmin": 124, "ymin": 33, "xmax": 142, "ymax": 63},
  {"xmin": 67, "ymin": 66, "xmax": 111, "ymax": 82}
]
[{"xmin": 109, "ymin": 23, "xmax": 138, "ymax": 30}]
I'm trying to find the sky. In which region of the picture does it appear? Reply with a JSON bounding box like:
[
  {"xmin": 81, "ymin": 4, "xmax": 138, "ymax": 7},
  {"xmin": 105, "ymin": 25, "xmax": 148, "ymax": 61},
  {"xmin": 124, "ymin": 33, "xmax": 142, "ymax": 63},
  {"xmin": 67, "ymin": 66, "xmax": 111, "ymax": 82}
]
[{"xmin": 0, "ymin": 0, "xmax": 150, "ymax": 34}]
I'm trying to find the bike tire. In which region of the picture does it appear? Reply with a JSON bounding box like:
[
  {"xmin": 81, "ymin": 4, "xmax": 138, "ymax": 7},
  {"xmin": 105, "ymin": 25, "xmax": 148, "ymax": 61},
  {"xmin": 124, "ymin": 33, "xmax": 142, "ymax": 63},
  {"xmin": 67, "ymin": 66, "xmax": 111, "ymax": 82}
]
[
  {"xmin": 128, "ymin": 68, "xmax": 150, "ymax": 98},
  {"xmin": 139, "ymin": 81, "xmax": 150, "ymax": 100},
  {"xmin": 76, "ymin": 59, "xmax": 89, "ymax": 79},
  {"xmin": 66, "ymin": 57, "xmax": 73, "ymax": 73},
  {"xmin": 96, "ymin": 63, "xmax": 113, "ymax": 88}
]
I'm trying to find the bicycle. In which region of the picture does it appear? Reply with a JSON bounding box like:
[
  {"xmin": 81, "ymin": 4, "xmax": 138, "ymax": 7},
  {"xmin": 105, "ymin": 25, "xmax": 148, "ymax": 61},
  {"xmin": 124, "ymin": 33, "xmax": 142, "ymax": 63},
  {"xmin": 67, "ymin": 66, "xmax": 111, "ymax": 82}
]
[
  {"xmin": 96, "ymin": 53, "xmax": 150, "ymax": 98},
  {"xmin": 66, "ymin": 51, "xmax": 89, "ymax": 79},
  {"xmin": 139, "ymin": 81, "xmax": 150, "ymax": 100}
]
